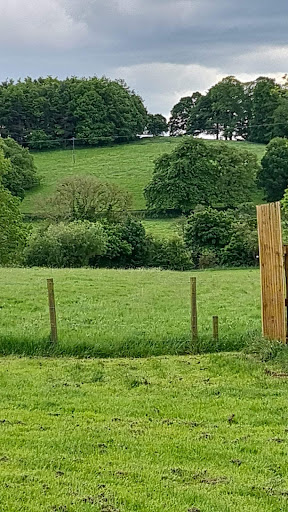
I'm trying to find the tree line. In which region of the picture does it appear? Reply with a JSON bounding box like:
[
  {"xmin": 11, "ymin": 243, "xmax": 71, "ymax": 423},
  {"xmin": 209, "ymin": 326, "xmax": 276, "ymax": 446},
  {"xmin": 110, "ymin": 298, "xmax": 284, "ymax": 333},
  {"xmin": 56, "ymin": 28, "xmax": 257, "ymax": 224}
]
[
  {"xmin": 0, "ymin": 77, "xmax": 149, "ymax": 147},
  {"xmin": 169, "ymin": 75, "xmax": 288, "ymax": 144}
]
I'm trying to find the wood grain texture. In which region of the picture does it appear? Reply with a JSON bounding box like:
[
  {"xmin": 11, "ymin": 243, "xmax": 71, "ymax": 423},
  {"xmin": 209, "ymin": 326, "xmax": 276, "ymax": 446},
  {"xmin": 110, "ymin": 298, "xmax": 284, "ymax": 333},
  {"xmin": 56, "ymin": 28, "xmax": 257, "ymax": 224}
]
[{"xmin": 257, "ymin": 202, "xmax": 286, "ymax": 342}]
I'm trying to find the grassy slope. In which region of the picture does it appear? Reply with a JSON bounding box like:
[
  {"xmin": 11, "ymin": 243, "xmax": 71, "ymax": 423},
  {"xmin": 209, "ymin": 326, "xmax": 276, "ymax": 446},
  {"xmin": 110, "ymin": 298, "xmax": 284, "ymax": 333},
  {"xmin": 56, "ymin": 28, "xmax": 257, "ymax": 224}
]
[
  {"xmin": 23, "ymin": 138, "xmax": 266, "ymax": 217},
  {"xmin": 0, "ymin": 267, "xmax": 260, "ymax": 357},
  {"xmin": 1, "ymin": 353, "xmax": 288, "ymax": 511}
]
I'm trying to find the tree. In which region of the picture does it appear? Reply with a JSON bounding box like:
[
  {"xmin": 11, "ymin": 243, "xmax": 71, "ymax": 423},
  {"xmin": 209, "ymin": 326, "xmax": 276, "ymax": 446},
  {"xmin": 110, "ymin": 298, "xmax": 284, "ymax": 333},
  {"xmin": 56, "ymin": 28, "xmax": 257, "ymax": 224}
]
[
  {"xmin": 0, "ymin": 137, "xmax": 39, "ymax": 199},
  {"xmin": 206, "ymin": 76, "xmax": 246, "ymax": 140},
  {"xmin": 248, "ymin": 77, "xmax": 281, "ymax": 143},
  {"xmin": 0, "ymin": 185, "xmax": 27, "ymax": 265},
  {"xmin": 41, "ymin": 175, "xmax": 132, "ymax": 222},
  {"xmin": 169, "ymin": 93, "xmax": 202, "ymax": 135},
  {"xmin": 273, "ymin": 95, "xmax": 288, "ymax": 138},
  {"xmin": 0, "ymin": 76, "xmax": 147, "ymax": 146},
  {"xmin": 214, "ymin": 143, "xmax": 258, "ymax": 207},
  {"xmin": 146, "ymin": 114, "xmax": 168, "ymax": 136},
  {"xmin": 145, "ymin": 138, "xmax": 258, "ymax": 214},
  {"xmin": 258, "ymin": 138, "xmax": 288, "ymax": 202}
]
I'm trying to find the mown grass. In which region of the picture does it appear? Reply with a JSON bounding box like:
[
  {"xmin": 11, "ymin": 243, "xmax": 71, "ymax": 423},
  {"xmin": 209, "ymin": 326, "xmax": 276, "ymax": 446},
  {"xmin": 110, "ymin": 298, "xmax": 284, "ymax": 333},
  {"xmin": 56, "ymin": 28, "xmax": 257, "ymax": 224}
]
[
  {"xmin": 1, "ymin": 352, "xmax": 288, "ymax": 511},
  {"xmin": 22, "ymin": 138, "xmax": 266, "ymax": 215},
  {"xmin": 0, "ymin": 267, "xmax": 261, "ymax": 357}
]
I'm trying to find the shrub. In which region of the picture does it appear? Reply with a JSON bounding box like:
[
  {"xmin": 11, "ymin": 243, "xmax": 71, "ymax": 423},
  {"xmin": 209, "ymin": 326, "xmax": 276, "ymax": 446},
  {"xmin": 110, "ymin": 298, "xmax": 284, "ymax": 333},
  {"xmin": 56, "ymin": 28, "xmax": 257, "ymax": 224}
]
[
  {"xmin": 198, "ymin": 249, "xmax": 219, "ymax": 269},
  {"xmin": 95, "ymin": 217, "xmax": 148, "ymax": 268},
  {"xmin": 40, "ymin": 175, "xmax": 132, "ymax": 222},
  {"xmin": 24, "ymin": 221, "xmax": 107, "ymax": 267},
  {"xmin": 0, "ymin": 137, "xmax": 39, "ymax": 199},
  {"xmin": 184, "ymin": 207, "xmax": 234, "ymax": 261},
  {"xmin": 147, "ymin": 235, "xmax": 193, "ymax": 271}
]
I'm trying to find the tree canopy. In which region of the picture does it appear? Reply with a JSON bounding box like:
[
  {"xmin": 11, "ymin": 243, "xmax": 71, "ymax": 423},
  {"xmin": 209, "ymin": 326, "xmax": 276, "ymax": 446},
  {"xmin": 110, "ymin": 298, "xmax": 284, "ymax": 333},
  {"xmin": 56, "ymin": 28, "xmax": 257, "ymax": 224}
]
[
  {"xmin": 0, "ymin": 137, "xmax": 39, "ymax": 199},
  {"xmin": 145, "ymin": 138, "xmax": 258, "ymax": 213},
  {"xmin": 0, "ymin": 77, "xmax": 148, "ymax": 147},
  {"xmin": 169, "ymin": 75, "xmax": 285, "ymax": 144},
  {"xmin": 258, "ymin": 137, "xmax": 288, "ymax": 202}
]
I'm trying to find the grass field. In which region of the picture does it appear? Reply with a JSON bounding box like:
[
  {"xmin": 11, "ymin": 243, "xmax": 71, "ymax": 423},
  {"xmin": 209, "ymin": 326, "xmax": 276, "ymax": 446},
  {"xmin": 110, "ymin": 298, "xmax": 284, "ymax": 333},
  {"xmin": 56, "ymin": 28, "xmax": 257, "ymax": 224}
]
[
  {"xmin": 22, "ymin": 138, "xmax": 266, "ymax": 217},
  {"xmin": 0, "ymin": 267, "xmax": 261, "ymax": 357},
  {"xmin": 1, "ymin": 352, "xmax": 288, "ymax": 511}
]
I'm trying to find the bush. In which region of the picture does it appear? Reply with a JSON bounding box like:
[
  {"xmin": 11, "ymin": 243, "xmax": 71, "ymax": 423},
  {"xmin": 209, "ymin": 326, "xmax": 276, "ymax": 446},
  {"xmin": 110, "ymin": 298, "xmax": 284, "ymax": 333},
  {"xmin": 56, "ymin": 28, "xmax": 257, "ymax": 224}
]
[
  {"xmin": 95, "ymin": 217, "xmax": 148, "ymax": 268},
  {"xmin": 184, "ymin": 206, "xmax": 258, "ymax": 268},
  {"xmin": 147, "ymin": 235, "xmax": 193, "ymax": 270},
  {"xmin": 0, "ymin": 137, "xmax": 39, "ymax": 199},
  {"xmin": 24, "ymin": 221, "xmax": 107, "ymax": 267},
  {"xmin": 40, "ymin": 175, "xmax": 132, "ymax": 222},
  {"xmin": 198, "ymin": 249, "xmax": 219, "ymax": 269},
  {"xmin": 184, "ymin": 207, "xmax": 233, "ymax": 261}
]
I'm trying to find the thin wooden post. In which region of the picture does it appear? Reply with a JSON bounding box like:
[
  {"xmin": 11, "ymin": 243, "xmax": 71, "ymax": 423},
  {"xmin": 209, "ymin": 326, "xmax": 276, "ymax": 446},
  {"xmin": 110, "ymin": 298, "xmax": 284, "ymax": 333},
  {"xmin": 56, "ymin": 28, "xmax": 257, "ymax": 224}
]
[
  {"xmin": 190, "ymin": 277, "xmax": 198, "ymax": 341},
  {"xmin": 213, "ymin": 316, "xmax": 219, "ymax": 341},
  {"xmin": 47, "ymin": 278, "xmax": 58, "ymax": 343}
]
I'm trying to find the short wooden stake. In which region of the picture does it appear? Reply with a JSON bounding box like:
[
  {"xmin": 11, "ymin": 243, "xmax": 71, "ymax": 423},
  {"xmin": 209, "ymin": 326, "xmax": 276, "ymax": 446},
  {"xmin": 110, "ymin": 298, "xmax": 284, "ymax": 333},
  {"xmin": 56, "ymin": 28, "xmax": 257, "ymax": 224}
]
[
  {"xmin": 47, "ymin": 278, "xmax": 58, "ymax": 343},
  {"xmin": 213, "ymin": 316, "xmax": 219, "ymax": 341},
  {"xmin": 190, "ymin": 277, "xmax": 198, "ymax": 341}
]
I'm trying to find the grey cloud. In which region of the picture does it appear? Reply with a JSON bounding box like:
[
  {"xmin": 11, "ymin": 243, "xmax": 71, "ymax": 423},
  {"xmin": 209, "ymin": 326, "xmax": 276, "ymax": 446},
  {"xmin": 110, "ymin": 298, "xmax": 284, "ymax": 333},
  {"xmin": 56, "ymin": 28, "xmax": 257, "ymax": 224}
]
[{"xmin": 0, "ymin": 0, "xmax": 287, "ymax": 115}]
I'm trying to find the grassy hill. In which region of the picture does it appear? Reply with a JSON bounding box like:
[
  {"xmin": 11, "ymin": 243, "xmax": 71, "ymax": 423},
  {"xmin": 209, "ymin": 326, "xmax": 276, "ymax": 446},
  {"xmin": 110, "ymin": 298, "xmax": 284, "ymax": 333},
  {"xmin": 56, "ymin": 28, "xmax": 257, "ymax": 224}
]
[
  {"xmin": 0, "ymin": 267, "xmax": 260, "ymax": 357},
  {"xmin": 22, "ymin": 138, "xmax": 266, "ymax": 217}
]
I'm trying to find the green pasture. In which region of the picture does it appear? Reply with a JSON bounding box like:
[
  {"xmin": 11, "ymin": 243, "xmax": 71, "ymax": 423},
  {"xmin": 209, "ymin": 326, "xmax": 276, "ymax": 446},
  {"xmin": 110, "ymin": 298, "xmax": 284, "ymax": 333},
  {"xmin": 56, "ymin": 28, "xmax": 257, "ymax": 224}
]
[
  {"xmin": 0, "ymin": 267, "xmax": 261, "ymax": 357},
  {"xmin": 1, "ymin": 352, "xmax": 288, "ymax": 511},
  {"xmin": 22, "ymin": 138, "xmax": 266, "ymax": 216}
]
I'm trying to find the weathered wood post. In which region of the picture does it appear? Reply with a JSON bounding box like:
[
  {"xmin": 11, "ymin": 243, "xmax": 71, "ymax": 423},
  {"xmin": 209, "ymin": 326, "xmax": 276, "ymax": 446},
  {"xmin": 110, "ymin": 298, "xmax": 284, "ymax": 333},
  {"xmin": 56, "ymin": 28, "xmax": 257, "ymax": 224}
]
[
  {"xmin": 213, "ymin": 316, "xmax": 219, "ymax": 341},
  {"xmin": 47, "ymin": 278, "xmax": 58, "ymax": 343}
]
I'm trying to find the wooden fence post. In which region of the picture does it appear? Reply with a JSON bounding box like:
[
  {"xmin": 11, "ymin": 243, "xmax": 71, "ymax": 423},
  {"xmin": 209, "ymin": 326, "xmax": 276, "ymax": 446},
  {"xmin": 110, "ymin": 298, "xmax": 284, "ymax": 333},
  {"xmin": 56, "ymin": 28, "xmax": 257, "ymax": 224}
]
[
  {"xmin": 213, "ymin": 316, "xmax": 219, "ymax": 341},
  {"xmin": 47, "ymin": 278, "xmax": 58, "ymax": 343},
  {"xmin": 190, "ymin": 277, "xmax": 198, "ymax": 341},
  {"xmin": 256, "ymin": 202, "xmax": 286, "ymax": 343}
]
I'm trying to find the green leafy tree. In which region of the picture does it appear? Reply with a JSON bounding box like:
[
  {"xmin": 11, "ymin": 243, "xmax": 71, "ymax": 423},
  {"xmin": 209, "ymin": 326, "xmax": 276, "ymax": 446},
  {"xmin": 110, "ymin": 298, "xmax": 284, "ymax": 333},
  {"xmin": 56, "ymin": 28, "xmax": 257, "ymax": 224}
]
[
  {"xmin": 41, "ymin": 175, "xmax": 132, "ymax": 222},
  {"xmin": 273, "ymin": 95, "xmax": 288, "ymax": 138},
  {"xmin": 258, "ymin": 138, "xmax": 288, "ymax": 201},
  {"xmin": 169, "ymin": 93, "xmax": 202, "ymax": 135},
  {"xmin": 207, "ymin": 76, "xmax": 246, "ymax": 140},
  {"xmin": 145, "ymin": 138, "xmax": 258, "ymax": 213},
  {"xmin": 0, "ymin": 137, "xmax": 39, "ymax": 199},
  {"xmin": 0, "ymin": 76, "xmax": 147, "ymax": 146},
  {"xmin": 248, "ymin": 77, "xmax": 281, "ymax": 143},
  {"xmin": 146, "ymin": 114, "xmax": 168, "ymax": 136},
  {"xmin": 0, "ymin": 185, "xmax": 27, "ymax": 265},
  {"xmin": 214, "ymin": 143, "xmax": 258, "ymax": 206}
]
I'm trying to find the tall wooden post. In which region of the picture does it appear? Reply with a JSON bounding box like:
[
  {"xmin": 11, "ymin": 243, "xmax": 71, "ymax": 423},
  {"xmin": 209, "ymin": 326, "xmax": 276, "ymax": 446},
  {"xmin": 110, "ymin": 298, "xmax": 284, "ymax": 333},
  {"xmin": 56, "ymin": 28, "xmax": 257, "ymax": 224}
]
[
  {"xmin": 256, "ymin": 202, "xmax": 286, "ymax": 342},
  {"xmin": 190, "ymin": 277, "xmax": 198, "ymax": 341},
  {"xmin": 47, "ymin": 278, "xmax": 58, "ymax": 343}
]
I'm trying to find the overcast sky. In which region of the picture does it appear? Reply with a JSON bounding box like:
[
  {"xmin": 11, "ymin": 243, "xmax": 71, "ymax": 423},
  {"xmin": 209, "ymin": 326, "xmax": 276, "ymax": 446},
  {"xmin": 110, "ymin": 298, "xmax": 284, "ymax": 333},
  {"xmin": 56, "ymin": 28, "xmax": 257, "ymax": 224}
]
[{"xmin": 1, "ymin": 0, "xmax": 288, "ymax": 117}]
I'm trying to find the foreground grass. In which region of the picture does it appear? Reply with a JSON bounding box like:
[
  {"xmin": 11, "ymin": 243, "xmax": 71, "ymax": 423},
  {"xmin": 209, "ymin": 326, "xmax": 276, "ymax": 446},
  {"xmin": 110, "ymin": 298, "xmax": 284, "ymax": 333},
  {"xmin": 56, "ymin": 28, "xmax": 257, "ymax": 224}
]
[
  {"xmin": 1, "ymin": 353, "xmax": 288, "ymax": 511},
  {"xmin": 22, "ymin": 138, "xmax": 265, "ymax": 215},
  {"xmin": 0, "ymin": 267, "xmax": 261, "ymax": 357}
]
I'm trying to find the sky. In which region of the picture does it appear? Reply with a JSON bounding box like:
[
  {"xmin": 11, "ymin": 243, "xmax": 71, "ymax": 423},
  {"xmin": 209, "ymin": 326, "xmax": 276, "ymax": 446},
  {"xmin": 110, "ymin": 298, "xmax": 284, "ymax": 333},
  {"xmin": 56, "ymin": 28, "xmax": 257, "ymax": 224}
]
[{"xmin": 1, "ymin": 0, "xmax": 288, "ymax": 117}]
